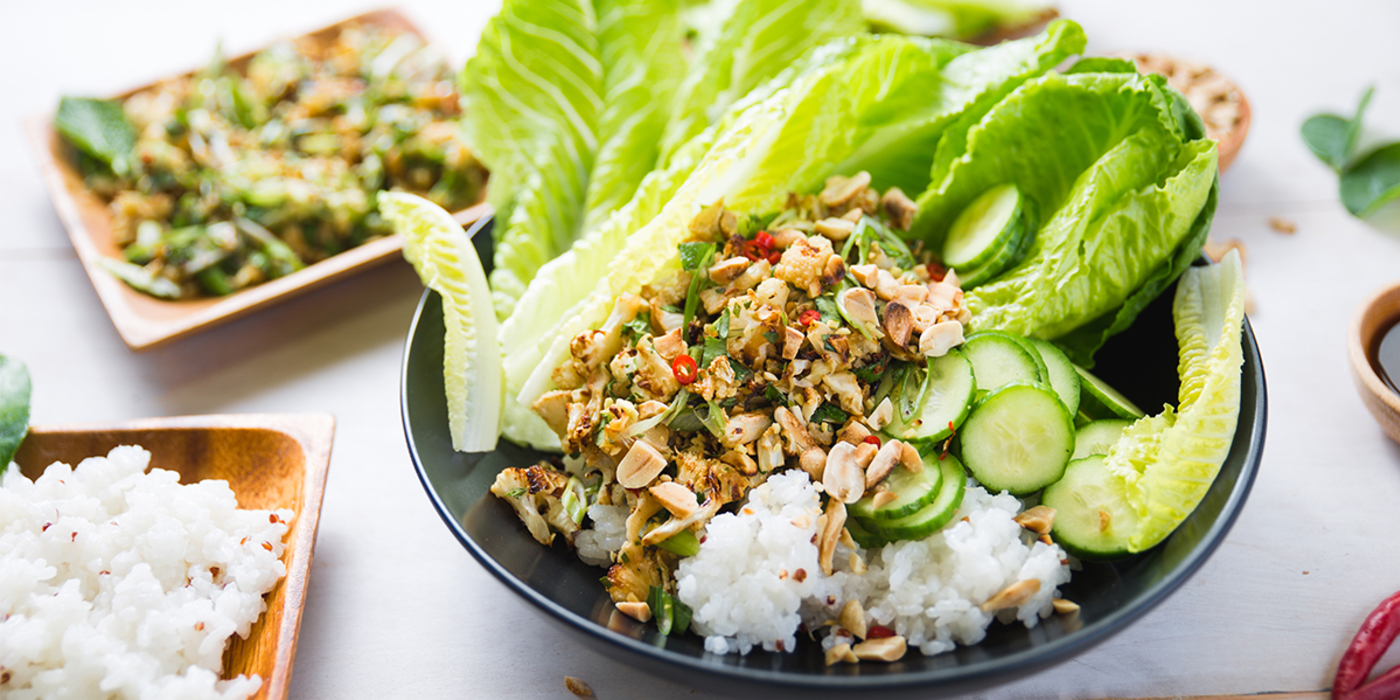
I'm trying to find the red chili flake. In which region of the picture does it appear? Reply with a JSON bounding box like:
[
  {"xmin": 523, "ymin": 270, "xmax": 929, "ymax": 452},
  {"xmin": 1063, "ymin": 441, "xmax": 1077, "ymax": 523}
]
[
  {"xmin": 863, "ymin": 435, "xmax": 882, "ymax": 447},
  {"xmin": 99, "ymin": 571, "xmax": 110, "ymax": 576},
  {"xmin": 262, "ymin": 542, "xmax": 273, "ymax": 551},
  {"xmin": 71, "ymin": 532, "xmax": 77, "ymax": 542},
  {"xmin": 939, "ymin": 421, "xmax": 957, "ymax": 461},
  {"xmin": 195, "ymin": 622, "xmax": 205, "ymax": 631},
  {"xmin": 799, "ymin": 308, "xmax": 821, "ymax": 327},
  {"xmin": 868, "ymin": 625, "xmax": 896, "ymax": 639},
  {"xmin": 926, "ymin": 262, "xmax": 947, "ymax": 281},
  {"xmin": 240, "ymin": 537, "xmax": 249, "ymax": 545},
  {"xmin": 672, "ymin": 354, "xmax": 698, "ymax": 385},
  {"xmin": 755, "ymin": 231, "xmax": 774, "ymax": 249},
  {"xmin": 41, "ymin": 523, "xmax": 51, "ymax": 532},
  {"xmin": 269, "ymin": 513, "xmax": 278, "ymax": 523}
]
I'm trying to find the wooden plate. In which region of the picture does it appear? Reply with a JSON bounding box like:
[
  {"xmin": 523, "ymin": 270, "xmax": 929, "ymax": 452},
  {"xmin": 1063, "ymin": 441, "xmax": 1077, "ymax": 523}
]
[
  {"xmin": 24, "ymin": 8, "xmax": 490, "ymax": 352},
  {"xmin": 10, "ymin": 413, "xmax": 335, "ymax": 700}
]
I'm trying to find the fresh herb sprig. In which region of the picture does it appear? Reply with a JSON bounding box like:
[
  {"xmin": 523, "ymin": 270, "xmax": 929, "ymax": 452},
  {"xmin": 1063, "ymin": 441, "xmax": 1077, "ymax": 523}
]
[
  {"xmin": 1302, "ymin": 87, "xmax": 1400, "ymax": 218},
  {"xmin": 0, "ymin": 356, "xmax": 32, "ymax": 468}
]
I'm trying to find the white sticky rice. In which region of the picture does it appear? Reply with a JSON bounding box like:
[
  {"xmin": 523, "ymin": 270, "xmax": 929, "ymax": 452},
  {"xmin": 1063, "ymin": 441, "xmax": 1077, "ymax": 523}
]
[
  {"xmin": 647, "ymin": 470, "xmax": 1071, "ymax": 656},
  {"xmin": 0, "ymin": 446, "xmax": 293, "ymax": 699}
]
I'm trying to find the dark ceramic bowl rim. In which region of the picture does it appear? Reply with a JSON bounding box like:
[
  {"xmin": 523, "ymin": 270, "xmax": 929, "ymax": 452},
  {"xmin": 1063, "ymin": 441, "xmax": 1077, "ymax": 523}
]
[{"xmin": 400, "ymin": 219, "xmax": 1268, "ymax": 691}]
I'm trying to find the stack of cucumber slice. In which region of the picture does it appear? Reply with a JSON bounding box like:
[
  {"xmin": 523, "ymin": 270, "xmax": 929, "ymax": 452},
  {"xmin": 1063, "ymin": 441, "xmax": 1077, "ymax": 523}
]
[
  {"xmin": 941, "ymin": 184, "xmax": 1035, "ymax": 288},
  {"xmin": 860, "ymin": 326, "xmax": 1153, "ymax": 561}
]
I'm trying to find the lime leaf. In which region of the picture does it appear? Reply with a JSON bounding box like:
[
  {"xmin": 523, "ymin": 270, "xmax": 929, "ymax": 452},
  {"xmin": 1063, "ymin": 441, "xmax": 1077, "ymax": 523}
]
[
  {"xmin": 1340, "ymin": 142, "xmax": 1400, "ymax": 218},
  {"xmin": 0, "ymin": 356, "xmax": 32, "ymax": 468},
  {"xmin": 1301, "ymin": 114, "xmax": 1353, "ymax": 173},
  {"xmin": 1104, "ymin": 250, "xmax": 1246, "ymax": 552},
  {"xmin": 381, "ymin": 193, "xmax": 503, "ymax": 452}
]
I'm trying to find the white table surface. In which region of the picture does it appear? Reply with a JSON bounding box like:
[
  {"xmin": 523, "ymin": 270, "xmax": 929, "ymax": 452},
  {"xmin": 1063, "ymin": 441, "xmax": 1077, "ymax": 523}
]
[{"xmin": 5, "ymin": 1, "xmax": 1400, "ymax": 698}]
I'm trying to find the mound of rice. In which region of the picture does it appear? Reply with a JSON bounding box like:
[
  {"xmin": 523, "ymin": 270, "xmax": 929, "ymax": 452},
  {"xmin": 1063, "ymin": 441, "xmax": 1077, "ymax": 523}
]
[
  {"xmin": 0, "ymin": 446, "xmax": 293, "ymax": 699},
  {"xmin": 666, "ymin": 471, "xmax": 1070, "ymax": 656}
]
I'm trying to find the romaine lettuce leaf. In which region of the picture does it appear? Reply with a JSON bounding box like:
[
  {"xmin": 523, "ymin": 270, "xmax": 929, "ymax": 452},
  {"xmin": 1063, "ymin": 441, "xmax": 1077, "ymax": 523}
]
[
  {"xmin": 1105, "ymin": 250, "xmax": 1246, "ymax": 552},
  {"xmin": 912, "ymin": 71, "xmax": 1218, "ymax": 363},
  {"xmin": 461, "ymin": 0, "xmax": 687, "ymax": 319},
  {"xmin": 514, "ymin": 24, "xmax": 1086, "ymax": 411},
  {"xmin": 863, "ymin": 0, "xmax": 1053, "ymax": 40},
  {"xmin": 656, "ymin": 0, "xmax": 866, "ymax": 168}
]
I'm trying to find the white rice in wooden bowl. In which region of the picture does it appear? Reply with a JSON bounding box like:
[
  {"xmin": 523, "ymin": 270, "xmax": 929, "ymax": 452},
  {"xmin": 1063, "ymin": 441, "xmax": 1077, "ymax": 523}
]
[{"xmin": 0, "ymin": 445, "xmax": 292, "ymax": 699}]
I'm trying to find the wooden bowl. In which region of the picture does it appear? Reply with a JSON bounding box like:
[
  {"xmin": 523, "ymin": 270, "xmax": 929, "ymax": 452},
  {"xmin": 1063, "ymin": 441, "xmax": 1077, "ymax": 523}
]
[
  {"xmin": 10, "ymin": 413, "xmax": 335, "ymax": 700},
  {"xmin": 25, "ymin": 8, "xmax": 490, "ymax": 352},
  {"xmin": 1349, "ymin": 282, "xmax": 1400, "ymax": 443}
]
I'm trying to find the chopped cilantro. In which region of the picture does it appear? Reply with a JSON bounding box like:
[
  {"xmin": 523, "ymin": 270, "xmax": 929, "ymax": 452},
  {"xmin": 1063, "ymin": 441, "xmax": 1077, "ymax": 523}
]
[
  {"xmin": 854, "ymin": 353, "xmax": 890, "ymax": 383},
  {"xmin": 661, "ymin": 304, "xmax": 682, "ymax": 314},
  {"xmin": 809, "ymin": 402, "xmax": 849, "ymax": 424},
  {"xmin": 679, "ymin": 242, "xmax": 715, "ymax": 271},
  {"xmin": 736, "ymin": 211, "xmax": 781, "ymax": 238},
  {"xmin": 763, "ymin": 330, "xmax": 779, "ymax": 344},
  {"xmin": 764, "ymin": 385, "xmax": 789, "ymax": 406},
  {"xmin": 726, "ymin": 357, "xmax": 753, "ymax": 383},
  {"xmin": 623, "ymin": 311, "xmax": 651, "ymax": 336},
  {"xmin": 506, "ymin": 487, "xmax": 526, "ymax": 499},
  {"xmin": 814, "ymin": 295, "xmax": 841, "ymax": 325}
]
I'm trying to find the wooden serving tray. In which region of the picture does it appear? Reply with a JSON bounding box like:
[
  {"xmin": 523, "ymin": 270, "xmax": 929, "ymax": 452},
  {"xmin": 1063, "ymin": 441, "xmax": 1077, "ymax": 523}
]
[
  {"xmin": 11, "ymin": 413, "xmax": 336, "ymax": 700},
  {"xmin": 25, "ymin": 8, "xmax": 490, "ymax": 352}
]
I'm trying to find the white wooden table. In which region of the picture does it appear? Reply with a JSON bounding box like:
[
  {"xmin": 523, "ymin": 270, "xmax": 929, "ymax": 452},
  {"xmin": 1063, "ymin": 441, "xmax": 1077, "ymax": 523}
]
[{"xmin": 5, "ymin": 1, "xmax": 1400, "ymax": 697}]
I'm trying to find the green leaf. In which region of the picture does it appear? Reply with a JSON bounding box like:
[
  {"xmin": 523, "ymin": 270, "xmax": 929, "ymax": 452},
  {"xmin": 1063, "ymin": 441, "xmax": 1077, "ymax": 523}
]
[
  {"xmin": 54, "ymin": 96, "xmax": 137, "ymax": 177},
  {"xmin": 809, "ymin": 403, "xmax": 849, "ymax": 424},
  {"xmin": 462, "ymin": 0, "xmax": 688, "ymax": 319},
  {"xmin": 0, "ymin": 356, "xmax": 31, "ymax": 468},
  {"xmin": 1065, "ymin": 56, "xmax": 1138, "ymax": 75},
  {"xmin": 863, "ymin": 0, "xmax": 1054, "ymax": 40},
  {"xmin": 679, "ymin": 242, "xmax": 715, "ymax": 271},
  {"xmin": 910, "ymin": 70, "xmax": 1217, "ymax": 361},
  {"xmin": 815, "ymin": 295, "xmax": 841, "ymax": 325},
  {"xmin": 1340, "ymin": 142, "xmax": 1400, "ymax": 217},
  {"xmin": 1301, "ymin": 114, "xmax": 1353, "ymax": 173},
  {"xmin": 657, "ymin": 0, "xmax": 865, "ymax": 166},
  {"xmin": 1301, "ymin": 86, "xmax": 1373, "ymax": 173},
  {"xmin": 512, "ymin": 24, "xmax": 1085, "ymax": 415}
]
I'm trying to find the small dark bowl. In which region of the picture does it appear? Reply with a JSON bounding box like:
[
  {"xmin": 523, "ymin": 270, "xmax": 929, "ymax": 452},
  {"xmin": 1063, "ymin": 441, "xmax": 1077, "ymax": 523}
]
[{"xmin": 401, "ymin": 217, "xmax": 1267, "ymax": 697}]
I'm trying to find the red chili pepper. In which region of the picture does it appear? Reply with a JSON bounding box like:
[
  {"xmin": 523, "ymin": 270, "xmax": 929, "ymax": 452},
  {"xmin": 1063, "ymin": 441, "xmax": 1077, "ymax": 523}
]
[
  {"xmin": 1346, "ymin": 664, "xmax": 1400, "ymax": 700},
  {"xmin": 939, "ymin": 421, "xmax": 956, "ymax": 461},
  {"xmin": 863, "ymin": 435, "xmax": 881, "ymax": 446},
  {"xmin": 799, "ymin": 309, "xmax": 821, "ymax": 327},
  {"xmin": 767, "ymin": 250, "xmax": 782, "ymax": 265},
  {"xmin": 867, "ymin": 625, "xmax": 896, "ymax": 639},
  {"xmin": 755, "ymin": 231, "xmax": 774, "ymax": 249},
  {"xmin": 1334, "ymin": 591, "xmax": 1400, "ymax": 699},
  {"xmin": 672, "ymin": 354, "xmax": 698, "ymax": 385},
  {"xmin": 927, "ymin": 262, "xmax": 947, "ymax": 282}
]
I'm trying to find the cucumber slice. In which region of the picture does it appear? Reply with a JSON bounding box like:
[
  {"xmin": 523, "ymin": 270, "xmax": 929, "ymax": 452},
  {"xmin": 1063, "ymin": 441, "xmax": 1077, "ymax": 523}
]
[
  {"xmin": 846, "ymin": 517, "xmax": 890, "ymax": 550},
  {"xmin": 1024, "ymin": 337, "xmax": 1081, "ymax": 415},
  {"xmin": 1072, "ymin": 419, "xmax": 1132, "ymax": 460},
  {"xmin": 885, "ymin": 349, "xmax": 976, "ymax": 445},
  {"xmin": 961, "ymin": 331, "xmax": 1043, "ymax": 394},
  {"xmin": 959, "ymin": 383, "xmax": 1074, "ymax": 495},
  {"xmin": 956, "ymin": 218, "xmax": 1033, "ymax": 288},
  {"xmin": 943, "ymin": 184, "xmax": 1027, "ymax": 270},
  {"xmin": 1009, "ymin": 335, "xmax": 1050, "ymax": 388},
  {"xmin": 1042, "ymin": 455, "xmax": 1140, "ymax": 561},
  {"xmin": 1074, "ymin": 365, "xmax": 1145, "ymax": 420},
  {"xmin": 863, "ymin": 454, "xmax": 967, "ymax": 541},
  {"xmin": 850, "ymin": 448, "xmax": 943, "ymax": 520}
]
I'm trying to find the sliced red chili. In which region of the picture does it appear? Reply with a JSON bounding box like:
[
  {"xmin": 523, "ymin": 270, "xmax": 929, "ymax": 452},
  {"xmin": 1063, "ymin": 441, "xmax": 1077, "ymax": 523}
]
[
  {"xmin": 863, "ymin": 435, "xmax": 881, "ymax": 446},
  {"xmin": 755, "ymin": 231, "xmax": 774, "ymax": 249},
  {"xmin": 867, "ymin": 625, "xmax": 896, "ymax": 639},
  {"xmin": 927, "ymin": 262, "xmax": 947, "ymax": 282},
  {"xmin": 672, "ymin": 354, "xmax": 698, "ymax": 385},
  {"xmin": 767, "ymin": 250, "xmax": 782, "ymax": 265},
  {"xmin": 799, "ymin": 308, "xmax": 821, "ymax": 327}
]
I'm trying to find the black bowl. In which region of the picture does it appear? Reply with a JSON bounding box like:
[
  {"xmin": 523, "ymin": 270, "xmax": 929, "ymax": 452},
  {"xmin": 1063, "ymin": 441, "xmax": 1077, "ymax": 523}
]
[{"xmin": 401, "ymin": 217, "xmax": 1267, "ymax": 697}]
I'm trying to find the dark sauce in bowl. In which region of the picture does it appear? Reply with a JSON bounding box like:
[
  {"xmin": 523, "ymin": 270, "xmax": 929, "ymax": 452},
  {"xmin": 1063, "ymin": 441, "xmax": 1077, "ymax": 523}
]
[{"xmin": 1371, "ymin": 318, "xmax": 1400, "ymax": 396}]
